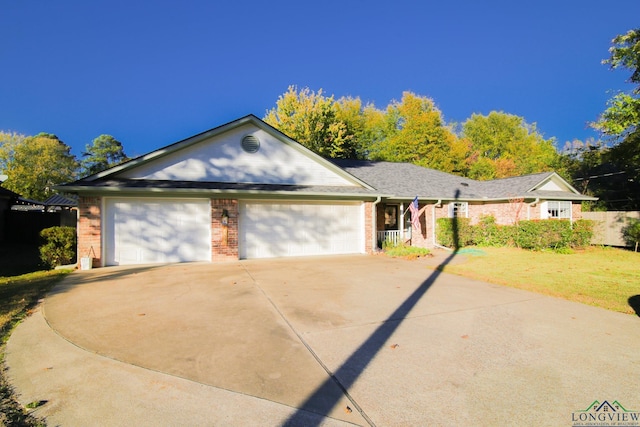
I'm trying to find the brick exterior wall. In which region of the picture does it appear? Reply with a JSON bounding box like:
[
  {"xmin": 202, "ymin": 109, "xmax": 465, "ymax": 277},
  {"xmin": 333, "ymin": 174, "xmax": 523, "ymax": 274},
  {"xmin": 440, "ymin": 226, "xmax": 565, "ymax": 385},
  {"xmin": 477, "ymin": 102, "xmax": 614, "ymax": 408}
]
[
  {"xmin": 373, "ymin": 199, "xmax": 585, "ymax": 250},
  {"xmin": 211, "ymin": 199, "xmax": 239, "ymax": 261},
  {"xmin": 78, "ymin": 196, "xmax": 102, "ymax": 267}
]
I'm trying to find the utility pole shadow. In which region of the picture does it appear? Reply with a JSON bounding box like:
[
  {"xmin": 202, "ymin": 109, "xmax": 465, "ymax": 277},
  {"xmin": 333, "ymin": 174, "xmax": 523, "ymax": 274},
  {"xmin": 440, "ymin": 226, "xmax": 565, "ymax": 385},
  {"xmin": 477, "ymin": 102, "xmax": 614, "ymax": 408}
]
[{"xmin": 284, "ymin": 190, "xmax": 462, "ymax": 426}]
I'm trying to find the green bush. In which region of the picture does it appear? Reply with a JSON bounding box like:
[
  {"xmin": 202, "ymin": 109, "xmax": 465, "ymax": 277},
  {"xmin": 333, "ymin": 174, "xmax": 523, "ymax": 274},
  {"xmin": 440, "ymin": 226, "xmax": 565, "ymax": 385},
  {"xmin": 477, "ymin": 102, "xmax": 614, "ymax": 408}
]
[
  {"xmin": 570, "ymin": 219, "xmax": 595, "ymax": 249},
  {"xmin": 471, "ymin": 215, "xmax": 511, "ymax": 247},
  {"xmin": 39, "ymin": 226, "xmax": 77, "ymax": 268},
  {"xmin": 383, "ymin": 242, "xmax": 431, "ymax": 258},
  {"xmin": 436, "ymin": 217, "xmax": 594, "ymax": 251},
  {"xmin": 513, "ymin": 220, "xmax": 573, "ymax": 250},
  {"xmin": 622, "ymin": 218, "xmax": 640, "ymax": 251},
  {"xmin": 436, "ymin": 217, "xmax": 473, "ymax": 248}
]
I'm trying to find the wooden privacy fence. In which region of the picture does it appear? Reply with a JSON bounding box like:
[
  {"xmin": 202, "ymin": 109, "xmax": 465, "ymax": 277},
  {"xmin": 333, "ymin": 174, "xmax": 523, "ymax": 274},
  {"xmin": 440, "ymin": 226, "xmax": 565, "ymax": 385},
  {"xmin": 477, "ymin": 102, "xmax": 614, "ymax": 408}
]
[
  {"xmin": 4, "ymin": 210, "xmax": 77, "ymax": 244},
  {"xmin": 581, "ymin": 211, "xmax": 640, "ymax": 247}
]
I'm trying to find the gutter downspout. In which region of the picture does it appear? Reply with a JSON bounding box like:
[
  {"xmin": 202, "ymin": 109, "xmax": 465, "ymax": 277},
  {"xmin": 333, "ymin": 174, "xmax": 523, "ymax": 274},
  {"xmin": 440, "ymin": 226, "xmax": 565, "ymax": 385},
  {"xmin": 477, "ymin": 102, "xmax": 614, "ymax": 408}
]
[
  {"xmin": 527, "ymin": 198, "xmax": 540, "ymax": 221},
  {"xmin": 372, "ymin": 196, "xmax": 382, "ymax": 252},
  {"xmin": 432, "ymin": 199, "xmax": 451, "ymax": 251}
]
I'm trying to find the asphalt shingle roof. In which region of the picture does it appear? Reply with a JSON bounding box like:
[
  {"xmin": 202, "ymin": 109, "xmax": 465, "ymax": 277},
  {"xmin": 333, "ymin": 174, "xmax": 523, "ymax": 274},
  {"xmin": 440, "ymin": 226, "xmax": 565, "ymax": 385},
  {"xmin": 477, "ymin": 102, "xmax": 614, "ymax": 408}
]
[{"xmin": 333, "ymin": 160, "xmax": 591, "ymax": 201}]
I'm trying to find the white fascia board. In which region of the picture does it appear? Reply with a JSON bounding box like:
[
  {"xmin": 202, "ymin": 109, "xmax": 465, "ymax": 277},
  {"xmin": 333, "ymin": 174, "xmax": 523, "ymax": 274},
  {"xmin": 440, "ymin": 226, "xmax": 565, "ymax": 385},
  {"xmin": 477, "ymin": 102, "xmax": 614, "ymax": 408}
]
[{"xmin": 60, "ymin": 185, "xmax": 387, "ymax": 201}]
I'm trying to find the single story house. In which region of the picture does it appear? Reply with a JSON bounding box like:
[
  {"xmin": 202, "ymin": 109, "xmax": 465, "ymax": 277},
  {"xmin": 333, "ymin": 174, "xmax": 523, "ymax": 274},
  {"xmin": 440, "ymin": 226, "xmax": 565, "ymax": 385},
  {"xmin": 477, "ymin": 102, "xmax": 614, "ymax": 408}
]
[{"xmin": 59, "ymin": 115, "xmax": 596, "ymax": 267}]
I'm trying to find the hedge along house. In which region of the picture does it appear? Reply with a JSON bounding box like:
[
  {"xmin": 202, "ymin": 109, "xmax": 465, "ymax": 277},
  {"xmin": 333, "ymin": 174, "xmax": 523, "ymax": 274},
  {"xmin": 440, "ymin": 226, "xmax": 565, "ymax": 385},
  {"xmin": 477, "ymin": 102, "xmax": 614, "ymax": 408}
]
[
  {"xmin": 60, "ymin": 115, "xmax": 384, "ymax": 267},
  {"xmin": 332, "ymin": 160, "xmax": 597, "ymax": 249},
  {"xmin": 60, "ymin": 115, "xmax": 596, "ymax": 267}
]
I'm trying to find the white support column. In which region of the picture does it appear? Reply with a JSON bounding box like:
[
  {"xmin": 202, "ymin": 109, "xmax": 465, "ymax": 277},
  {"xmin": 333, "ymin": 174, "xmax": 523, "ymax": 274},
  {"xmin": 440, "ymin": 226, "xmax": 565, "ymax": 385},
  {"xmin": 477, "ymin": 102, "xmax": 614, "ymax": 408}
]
[{"xmin": 399, "ymin": 202, "xmax": 405, "ymax": 240}]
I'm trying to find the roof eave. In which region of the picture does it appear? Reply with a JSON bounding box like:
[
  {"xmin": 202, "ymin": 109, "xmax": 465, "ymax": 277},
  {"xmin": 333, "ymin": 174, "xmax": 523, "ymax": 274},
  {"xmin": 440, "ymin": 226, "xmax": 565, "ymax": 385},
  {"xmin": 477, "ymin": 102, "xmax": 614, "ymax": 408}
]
[{"xmin": 58, "ymin": 185, "xmax": 385, "ymax": 201}]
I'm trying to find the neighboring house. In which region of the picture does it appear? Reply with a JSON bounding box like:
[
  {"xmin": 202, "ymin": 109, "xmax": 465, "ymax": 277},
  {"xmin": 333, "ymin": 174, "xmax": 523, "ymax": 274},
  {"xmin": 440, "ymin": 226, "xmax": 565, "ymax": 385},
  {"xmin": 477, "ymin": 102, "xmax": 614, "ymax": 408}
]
[
  {"xmin": 60, "ymin": 115, "xmax": 596, "ymax": 267},
  {"xmin": 0, "ymin": 185, "xmax": 20, "ymax": 242}
]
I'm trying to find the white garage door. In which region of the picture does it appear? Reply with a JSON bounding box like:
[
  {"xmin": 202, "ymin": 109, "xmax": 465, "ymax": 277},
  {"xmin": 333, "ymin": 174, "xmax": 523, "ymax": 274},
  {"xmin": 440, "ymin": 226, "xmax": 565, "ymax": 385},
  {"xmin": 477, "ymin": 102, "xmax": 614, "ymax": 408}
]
[
  {"xmin": 105, "ymin": 198, "xmax": 211, "ymax": 265},
  {"xmin": 239, "ymin": 201, "xmax": 364, "ymax": 259}
]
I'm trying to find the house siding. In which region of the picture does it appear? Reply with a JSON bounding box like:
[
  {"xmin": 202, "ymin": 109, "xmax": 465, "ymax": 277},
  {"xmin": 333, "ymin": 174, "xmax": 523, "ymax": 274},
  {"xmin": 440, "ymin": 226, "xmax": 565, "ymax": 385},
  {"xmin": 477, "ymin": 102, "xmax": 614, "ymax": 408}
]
[
  {"xmin": 211, "ymin": 199, "xmax": 238, "ymax": 261},
  {"xmin": 78, "ymin": 196, "xmax": 102, "ymax": 267}
]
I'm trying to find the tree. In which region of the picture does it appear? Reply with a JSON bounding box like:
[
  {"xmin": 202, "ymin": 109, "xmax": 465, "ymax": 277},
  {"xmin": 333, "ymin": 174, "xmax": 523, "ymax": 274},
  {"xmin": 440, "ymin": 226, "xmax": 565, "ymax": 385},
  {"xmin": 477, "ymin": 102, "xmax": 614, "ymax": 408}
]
[
  {"xmin": 461, "ymin": 111, "xmax": 559, "ymax": 180},
  {"xmin": 80, "ymin": 134, "xmax": 128, "ymax": 177},
  {"xmin": 264, "ymin": 86, "xmax": 361, "ymax": 159},
  {"xmin": 593, "ymin": 28, "xmax": 640, "ymax": 140},
  {"xmin": 368, "ymin": 92, "xmax": 467, "ymax": 173},
  {"xmin": 0, "ymin": 131, "xmax": 26, "ymax": 174},
  {"xmin": 585, "ymin": 28, "xmax": 640, "ymax": 209},
  {"xmin": 2, "ymin": 133, "xmax": 78, "ymax": 201}
]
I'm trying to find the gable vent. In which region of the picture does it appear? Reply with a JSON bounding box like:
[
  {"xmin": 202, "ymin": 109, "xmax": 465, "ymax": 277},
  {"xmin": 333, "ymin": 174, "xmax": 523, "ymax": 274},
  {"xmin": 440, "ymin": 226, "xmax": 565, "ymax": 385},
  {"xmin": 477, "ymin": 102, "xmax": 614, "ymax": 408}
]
[{"xmin": 241, "ymin": 135, "xmax": 260, "ymax": 153}]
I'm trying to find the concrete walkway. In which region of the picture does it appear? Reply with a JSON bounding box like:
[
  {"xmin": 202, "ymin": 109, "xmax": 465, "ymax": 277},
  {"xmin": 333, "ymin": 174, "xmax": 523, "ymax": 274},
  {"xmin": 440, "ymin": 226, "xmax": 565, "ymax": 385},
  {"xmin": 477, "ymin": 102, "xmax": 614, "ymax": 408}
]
[{"xmin": 5, "ymin": 253, "xmax": 640, "ymax": 426}]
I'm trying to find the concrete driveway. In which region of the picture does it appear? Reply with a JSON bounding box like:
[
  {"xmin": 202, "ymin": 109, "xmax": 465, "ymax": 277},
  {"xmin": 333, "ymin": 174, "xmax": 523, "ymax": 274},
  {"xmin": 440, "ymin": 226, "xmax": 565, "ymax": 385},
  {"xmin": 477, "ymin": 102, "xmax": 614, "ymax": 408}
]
[{"xmin": 6, "ymin": 252, "xmax": 640, "ymax": 426}]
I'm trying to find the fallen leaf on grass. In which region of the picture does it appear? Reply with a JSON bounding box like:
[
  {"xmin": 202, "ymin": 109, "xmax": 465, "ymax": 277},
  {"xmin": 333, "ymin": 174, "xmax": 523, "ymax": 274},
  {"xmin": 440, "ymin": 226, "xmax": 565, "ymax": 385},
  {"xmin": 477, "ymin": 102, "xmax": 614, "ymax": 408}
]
[{"xmin": 461, "ymin": 335, "xmax": 469, "ymax": 339}]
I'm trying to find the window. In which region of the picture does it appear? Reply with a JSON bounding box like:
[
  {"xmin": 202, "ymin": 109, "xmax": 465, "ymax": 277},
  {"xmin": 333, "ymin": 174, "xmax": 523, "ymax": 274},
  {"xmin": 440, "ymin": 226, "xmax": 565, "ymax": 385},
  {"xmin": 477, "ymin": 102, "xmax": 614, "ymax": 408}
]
[
  {"xmin": 546, "ymin": 201, "xmax": 571, "ymax": 219},
  {"xmin": 449, "ymin": 202, "xmax": 468, "ymax": 218}
]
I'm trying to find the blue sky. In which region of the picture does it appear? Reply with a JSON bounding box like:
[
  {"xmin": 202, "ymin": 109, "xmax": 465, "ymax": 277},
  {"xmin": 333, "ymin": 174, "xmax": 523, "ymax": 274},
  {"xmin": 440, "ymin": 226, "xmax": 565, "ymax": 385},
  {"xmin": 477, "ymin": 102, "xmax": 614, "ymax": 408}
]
[{"xmin": 1, "ymin": 1, "xmax": 638, "ymax": 158}]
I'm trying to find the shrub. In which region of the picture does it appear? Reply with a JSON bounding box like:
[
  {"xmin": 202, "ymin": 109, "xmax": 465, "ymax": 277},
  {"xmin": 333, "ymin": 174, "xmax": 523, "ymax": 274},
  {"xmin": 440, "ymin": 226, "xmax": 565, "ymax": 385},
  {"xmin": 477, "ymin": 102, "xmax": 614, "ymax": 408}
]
[
  {"xmin": 383, "ymin": 242, "xmax": 431, "ymax": 259},
  {"xmin": 570, "ymin": 219, "xmax": 595, "ymax": 249},
  {"xmin": 513, "ymin": 220, "xmax": 573, "ymax": 250},
  {"xmin": 436, "ymin": 217, "xmax": 473, "ymax": 248},
  {"xmin": 39, "ymin": 226, "xmax": 77, "ymax": 268},
  {"xmin": 622, "ymin": 218, "xmax": 640, "ymax": 251},
  {"xmin": 472, "ymin": 215, "xmax": 510, "ymax": 247},
  {"xmin": 436, "ymin": 217, "xmax": 594, "ymax": 251}
]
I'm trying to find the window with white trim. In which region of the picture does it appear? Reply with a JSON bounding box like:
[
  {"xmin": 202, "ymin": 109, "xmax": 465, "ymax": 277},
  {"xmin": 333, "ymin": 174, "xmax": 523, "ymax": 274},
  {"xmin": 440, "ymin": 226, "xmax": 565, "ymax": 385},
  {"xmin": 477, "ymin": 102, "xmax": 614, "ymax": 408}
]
[
  {"xmin": 448, "ymin": 202, "xmax": 468, "ymax": 218},
  {"xmin": 546, "ymin": 201, "xmax": 571, "ymax": 219}
]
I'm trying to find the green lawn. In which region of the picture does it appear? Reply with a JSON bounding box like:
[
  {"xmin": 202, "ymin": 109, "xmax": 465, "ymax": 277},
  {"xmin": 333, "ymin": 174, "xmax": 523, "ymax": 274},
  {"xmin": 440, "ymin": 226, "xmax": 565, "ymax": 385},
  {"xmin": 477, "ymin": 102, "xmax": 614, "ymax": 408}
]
[
  {"xmin": 0, "ymin": 244, "xmax": 71, "ymax": 426},
  {"xmin": 437, "ymin": 246, "xmax": 640, "ymax": 315}
]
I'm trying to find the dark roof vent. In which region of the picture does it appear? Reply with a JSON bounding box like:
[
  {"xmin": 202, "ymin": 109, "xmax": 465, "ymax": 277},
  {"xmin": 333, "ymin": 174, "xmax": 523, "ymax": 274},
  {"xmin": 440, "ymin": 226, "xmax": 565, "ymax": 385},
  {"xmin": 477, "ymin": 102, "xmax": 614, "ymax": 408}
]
[{"xmin": 241, "ymin": 135, "xmax": 260, "ymax": 153}]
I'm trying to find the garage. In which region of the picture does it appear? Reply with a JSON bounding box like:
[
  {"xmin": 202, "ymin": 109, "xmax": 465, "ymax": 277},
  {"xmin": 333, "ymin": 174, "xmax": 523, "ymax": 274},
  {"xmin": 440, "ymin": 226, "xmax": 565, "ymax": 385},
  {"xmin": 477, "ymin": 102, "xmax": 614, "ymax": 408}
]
[
  {"xmin": 239, "ymin": 201, "xmax": 364, "ymax": 259},
  {"xmin": 104, "ymin": 198, "xmax": 211, "ymax": 265}
]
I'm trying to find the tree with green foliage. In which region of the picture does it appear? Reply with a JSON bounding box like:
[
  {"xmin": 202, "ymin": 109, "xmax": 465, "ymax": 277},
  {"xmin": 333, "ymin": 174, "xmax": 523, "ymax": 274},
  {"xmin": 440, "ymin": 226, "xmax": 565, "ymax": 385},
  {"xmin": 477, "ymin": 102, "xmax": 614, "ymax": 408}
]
[
  {"xmin": 0, "ymin": 131, "xmax": 26, "ymax": 174},
  {"xmin": 461, "ymin": 111, "xmax": 559, "ymax": 180},
  {"xmin": 593, "ymin": 28, "xmax": 640, "ymax": 140},
  {"xmin": 368, "ymin": 92, "xmax": 467, "ymax": 173},
  {"xmin": 264, "ymin": 86, "xmax": 362, "ymax": 159},
  {"xmin": 80, "ymin": 134, "xmax": 128, "ymax": 177},
  {"xmin": 574, "ymin": 28, "xmax": 640, "ymax": 210},
  {"xmin": 1, "ymin": 133, "xmax": 77, "ymax": 201}
]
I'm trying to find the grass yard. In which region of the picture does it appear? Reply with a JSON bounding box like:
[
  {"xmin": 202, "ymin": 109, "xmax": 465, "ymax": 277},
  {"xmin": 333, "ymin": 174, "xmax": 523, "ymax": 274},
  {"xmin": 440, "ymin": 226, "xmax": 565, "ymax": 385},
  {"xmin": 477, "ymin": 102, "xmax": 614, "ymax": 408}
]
[
  {"xmin": 437, "ymin": 246, "xmax": 640, "ymax": 315},
  {"xmin": 0, "ymin": 244, "xmax": 71, "ymax": 426}
]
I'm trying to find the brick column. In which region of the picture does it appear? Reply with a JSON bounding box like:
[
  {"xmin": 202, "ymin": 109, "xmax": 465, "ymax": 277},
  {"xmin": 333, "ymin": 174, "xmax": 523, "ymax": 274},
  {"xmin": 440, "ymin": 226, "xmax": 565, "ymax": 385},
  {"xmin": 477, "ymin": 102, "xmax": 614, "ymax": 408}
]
[
  {"xmin": 364, "ymin": 201, "xmax": 374, "ymax": 254},
  {"xmin": 78, "ymin": 196, "xmax": 102, "ymax": 267},
  {"xmin": 211, "ymin": 199, "xmax": 239, "ymax": 261}
]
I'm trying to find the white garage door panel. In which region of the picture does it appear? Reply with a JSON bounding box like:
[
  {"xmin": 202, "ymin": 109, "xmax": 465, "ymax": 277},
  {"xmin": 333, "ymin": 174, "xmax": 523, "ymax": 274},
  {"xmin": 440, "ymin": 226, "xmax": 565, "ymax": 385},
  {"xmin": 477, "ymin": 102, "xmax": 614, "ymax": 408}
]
[
  {"xmin": 240, "ymin": 202, "xmax": 363, "ymax": 259},
  {"xmin": 105, "ymin": 199, "xmax": 211, "ymax": 265}
]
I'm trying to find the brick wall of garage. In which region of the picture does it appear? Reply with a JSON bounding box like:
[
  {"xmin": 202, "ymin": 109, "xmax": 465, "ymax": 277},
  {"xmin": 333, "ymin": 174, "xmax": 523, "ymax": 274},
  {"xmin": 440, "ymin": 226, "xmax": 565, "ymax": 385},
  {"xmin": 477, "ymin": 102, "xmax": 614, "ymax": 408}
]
[
  {"xmin": 78, "ymin": 196, "xmax": 102, "ymax": 267},
  {"xmin": 365, "ymin": 201, "xmax": 375, "ymax": 254},
  {"xmin": 211, "ymin": 199, "xmax": 238, "ymax": 262}
]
